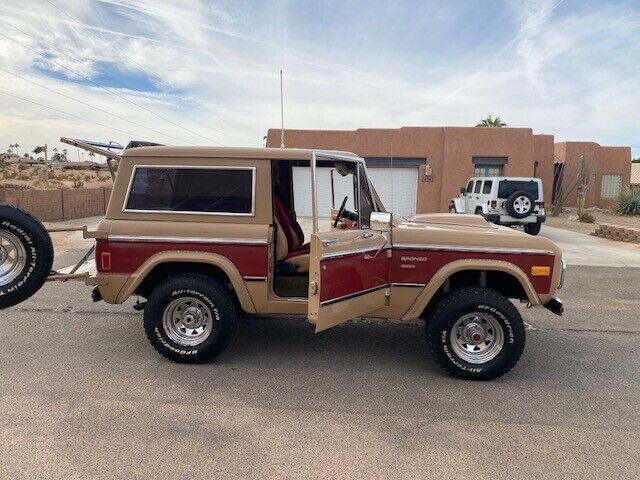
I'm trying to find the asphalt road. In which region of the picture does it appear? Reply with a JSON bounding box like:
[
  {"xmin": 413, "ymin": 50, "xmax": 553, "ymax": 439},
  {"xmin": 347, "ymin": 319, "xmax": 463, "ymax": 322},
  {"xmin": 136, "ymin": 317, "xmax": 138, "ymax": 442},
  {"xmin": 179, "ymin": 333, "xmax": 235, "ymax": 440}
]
[{"xmin": 1, "ymin": 261, "xmax": 639, "ymax": 479}]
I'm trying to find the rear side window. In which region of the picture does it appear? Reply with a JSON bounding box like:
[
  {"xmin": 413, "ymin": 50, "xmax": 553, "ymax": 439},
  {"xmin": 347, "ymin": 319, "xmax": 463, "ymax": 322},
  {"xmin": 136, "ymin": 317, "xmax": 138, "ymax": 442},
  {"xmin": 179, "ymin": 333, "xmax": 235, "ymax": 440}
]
[
  {"xmin": 466, "ymin": 181, "xmax": 474, "ymax": 193},
  {"xmin": 474, "ymin": 181, "xmax": 482, "ymax": 194},
  {"xmin": 125, "ymin": 166, "xmax": 255, "ymax": 215},
  {"xmin": 482, "ymin": 180, "xmax": 493, "ymax": 194},
  {"xmin": 498, "ymin": 180, "xmax": 538, "ymax": 199}
]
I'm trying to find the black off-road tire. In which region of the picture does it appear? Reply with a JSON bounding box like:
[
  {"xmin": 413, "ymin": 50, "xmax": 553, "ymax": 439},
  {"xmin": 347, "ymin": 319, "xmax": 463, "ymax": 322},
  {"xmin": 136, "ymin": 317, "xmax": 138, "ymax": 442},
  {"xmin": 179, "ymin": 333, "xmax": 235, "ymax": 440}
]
[
  {"xmin": 0, "ymin": 203, "xmax": 54, "ymax": 309},
  {"xmin": 505, "ymin": 191, "xmax": 535, "ymax": 219},
  {"xmin": 524, "ymin": 222, "xmax": 542, "ymax": 235},
  {"xmin": 426, "ymin": 287, "xmax": 526, "ymax": 380},
  {"xmin": 144, "ymin": 273, "xmax": 238, "ymax": 363}
]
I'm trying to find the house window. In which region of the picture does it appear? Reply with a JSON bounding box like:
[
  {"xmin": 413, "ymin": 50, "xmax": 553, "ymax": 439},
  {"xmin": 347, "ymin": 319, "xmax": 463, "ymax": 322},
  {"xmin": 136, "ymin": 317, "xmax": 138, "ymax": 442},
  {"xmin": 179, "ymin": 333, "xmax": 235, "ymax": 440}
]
[
  {"xmin": 601, "ymin": 174, "xmax": 622, "ymax": 198},
  {"xmin": 125, "ymin": 166, "xmax": 255, "ymax": 215},
  {"xmin": 474, "ymin": 165, "xmax": 503, "ymax": 177}
]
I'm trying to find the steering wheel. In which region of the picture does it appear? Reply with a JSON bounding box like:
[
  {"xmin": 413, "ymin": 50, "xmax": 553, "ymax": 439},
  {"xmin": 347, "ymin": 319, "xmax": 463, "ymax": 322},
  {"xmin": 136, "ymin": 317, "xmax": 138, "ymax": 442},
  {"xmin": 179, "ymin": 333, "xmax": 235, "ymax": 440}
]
[{"xmin": 333, "ymin": 196, "xmax": 348, "ymax": 228}]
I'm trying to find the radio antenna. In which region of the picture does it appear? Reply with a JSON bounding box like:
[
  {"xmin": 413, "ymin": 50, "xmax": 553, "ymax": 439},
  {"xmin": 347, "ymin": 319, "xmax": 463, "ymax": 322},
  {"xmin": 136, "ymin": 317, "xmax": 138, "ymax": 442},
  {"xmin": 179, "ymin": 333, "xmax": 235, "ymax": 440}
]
[
  {"xmin": 280, "ymin": 69, "xmax": 285, "ymax": 148},
  {"xmin": 390, "ymin": 139, "xmax": 394, "ymax": 213}
]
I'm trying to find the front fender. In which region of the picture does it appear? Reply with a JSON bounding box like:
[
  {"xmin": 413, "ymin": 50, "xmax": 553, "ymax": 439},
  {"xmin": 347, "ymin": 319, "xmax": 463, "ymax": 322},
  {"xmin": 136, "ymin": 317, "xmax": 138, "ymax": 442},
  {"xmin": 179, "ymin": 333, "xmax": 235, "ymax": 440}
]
[{"xmin": 401, "ymin": 259, "xmax": 541, "ymax": 320}]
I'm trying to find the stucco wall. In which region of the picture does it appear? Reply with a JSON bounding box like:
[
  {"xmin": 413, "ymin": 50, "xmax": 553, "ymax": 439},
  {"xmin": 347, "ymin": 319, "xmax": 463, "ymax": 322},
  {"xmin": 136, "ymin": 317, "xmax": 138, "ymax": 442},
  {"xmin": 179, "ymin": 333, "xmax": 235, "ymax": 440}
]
[
  {"xmin": 554, "ymin": 142, "xmax": 631, "ymax": 208},
  {"xmin": 267, "ymin": 127, "xmax": 556, "ymax": 213},
  {"xmin": 0, "ymin": 187, "xmax": 112, "ymax": 221}
]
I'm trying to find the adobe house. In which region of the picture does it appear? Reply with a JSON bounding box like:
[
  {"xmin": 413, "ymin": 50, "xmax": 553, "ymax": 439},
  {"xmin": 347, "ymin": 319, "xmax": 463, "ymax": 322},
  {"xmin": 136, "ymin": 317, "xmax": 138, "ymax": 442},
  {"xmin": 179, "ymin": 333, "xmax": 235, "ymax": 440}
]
[{"xmin": 265, "ymin": 127, "xmax": 631, "ymax": 214}]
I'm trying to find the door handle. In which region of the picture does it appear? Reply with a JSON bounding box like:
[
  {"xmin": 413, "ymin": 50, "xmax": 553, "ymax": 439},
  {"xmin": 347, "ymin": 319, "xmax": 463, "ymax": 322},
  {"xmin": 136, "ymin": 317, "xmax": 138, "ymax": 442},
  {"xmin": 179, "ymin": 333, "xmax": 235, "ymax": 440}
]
[
  {"xmin": 322, "ymin": 238, "xmax": 338, "ymax": 246},
  {"xmin": 362, "ymin": 232, "xmax": 374, "ymax": 238}
]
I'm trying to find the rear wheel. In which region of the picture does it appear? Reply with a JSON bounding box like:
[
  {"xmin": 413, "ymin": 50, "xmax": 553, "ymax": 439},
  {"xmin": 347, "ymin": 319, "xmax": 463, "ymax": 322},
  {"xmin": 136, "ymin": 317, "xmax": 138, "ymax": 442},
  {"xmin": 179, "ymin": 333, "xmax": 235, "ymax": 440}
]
[
  {"xmin": 144, "ymin": 273, "xmax": 238, "ymax": 363},
  {"xmin": 425, "ymin": 287, "xmax": 526, "ymax": 380},
  {"xmin": 0, "ymin": 203, "xmax": 53, "ymax": 309},
  {"xmin": 524, "ymin": 222, "xmax": 542, "ymax": 235}
]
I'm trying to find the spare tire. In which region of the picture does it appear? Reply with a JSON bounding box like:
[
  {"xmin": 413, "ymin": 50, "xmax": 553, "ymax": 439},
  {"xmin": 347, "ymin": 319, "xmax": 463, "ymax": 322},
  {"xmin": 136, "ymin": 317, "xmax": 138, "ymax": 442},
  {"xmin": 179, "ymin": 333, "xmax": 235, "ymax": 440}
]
[
  {"xmin": 0, "ymin": 203, "xmax": 54, "ymax": 309},
  {"xmin": 505, "ymin": 191, "xmax": 535, "ymax": 219}
]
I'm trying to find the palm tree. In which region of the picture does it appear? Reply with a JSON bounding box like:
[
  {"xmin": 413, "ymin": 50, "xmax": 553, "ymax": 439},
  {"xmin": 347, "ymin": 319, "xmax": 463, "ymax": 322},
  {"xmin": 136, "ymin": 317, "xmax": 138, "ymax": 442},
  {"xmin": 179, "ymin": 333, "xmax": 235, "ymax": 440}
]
[
  {"xmin": 13, "ymin": 143, "xmax": 20, "ymax": 155},
  {"xmin": 476, "ymin": 115, "xmax": 507, "ymax": 128}
]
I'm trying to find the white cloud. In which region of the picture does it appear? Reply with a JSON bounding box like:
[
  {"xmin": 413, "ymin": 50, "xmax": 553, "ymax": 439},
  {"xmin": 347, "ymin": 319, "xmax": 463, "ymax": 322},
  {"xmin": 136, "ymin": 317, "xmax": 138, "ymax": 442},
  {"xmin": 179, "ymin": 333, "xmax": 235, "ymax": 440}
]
[{"xmin": 0, "ymin": 0, "xmax": 638, "ymax": 159}]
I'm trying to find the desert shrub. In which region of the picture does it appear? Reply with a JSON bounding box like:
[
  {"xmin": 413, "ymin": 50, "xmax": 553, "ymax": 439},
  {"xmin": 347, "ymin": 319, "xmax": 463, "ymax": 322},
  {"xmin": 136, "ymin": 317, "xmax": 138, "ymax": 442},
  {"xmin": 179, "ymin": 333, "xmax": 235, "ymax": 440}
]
[
  {"xmin": 16, "ymin": 173, "xmax": 31, "ymax": 181},
  {"xmin": 4, "ymin": 170, "xmax": 17, "ymax": 180},
  {"xmin": 83, "ymin": 173, "xmax": 93, "ymax": 181},
  {"xmin": 72, "ymin": 179, "xmax": 85, "ymax": 189},
  {"xmin": 615, "ymin": 191, "xmax": 640, "ymax": 216},
  {"xmin": 578, "ymin": 212, "xmax": 595, "ymax": 223}
]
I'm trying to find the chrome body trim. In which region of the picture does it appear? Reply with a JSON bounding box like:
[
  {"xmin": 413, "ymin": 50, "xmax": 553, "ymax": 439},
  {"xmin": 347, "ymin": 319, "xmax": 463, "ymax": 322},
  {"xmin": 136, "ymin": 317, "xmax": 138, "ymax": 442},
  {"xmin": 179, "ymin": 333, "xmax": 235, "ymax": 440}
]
[
  {"xmin": 311, "ymin": 151, "xmax": 319, "ymax": 234},
  {"xmin": 107, "ymin": 235, "xmax": 268, "ymax": 245},
  {"xmin": 243, "ymin": 276, "xmax": 267, "ymax": 281},
  {"xmin": 320, "ymin": 283, "xmax": 386, "ymax": 306},
  {"xmin": 393, "ymin": 243, "xmax": 554, "ymax": 255},
  {"xmin": 122, "ymin": 164, "xmax": 257, "ymax": 217},
  {"xmin": 391, "ymin": 282, "xmax": 426, "ymax": 288},
  {"xmin": 322, "ymin": 246, "xmax": 390, "ymax": 260}
]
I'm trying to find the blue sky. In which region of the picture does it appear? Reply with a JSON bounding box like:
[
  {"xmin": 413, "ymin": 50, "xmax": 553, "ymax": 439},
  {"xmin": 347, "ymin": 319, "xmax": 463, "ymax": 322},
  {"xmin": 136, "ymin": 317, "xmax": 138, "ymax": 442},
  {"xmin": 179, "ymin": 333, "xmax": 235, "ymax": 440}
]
[{"xmin": 0, "ymin": 0, "xmax": 638, "ymax": 157}]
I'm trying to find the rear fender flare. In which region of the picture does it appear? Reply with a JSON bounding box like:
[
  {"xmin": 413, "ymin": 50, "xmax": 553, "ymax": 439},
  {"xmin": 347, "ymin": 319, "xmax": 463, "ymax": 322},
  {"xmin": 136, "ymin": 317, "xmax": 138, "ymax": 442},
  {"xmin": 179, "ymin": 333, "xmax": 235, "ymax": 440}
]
[
  {"xmin": 115, "ymin": 250, "xmax": 257, "ymax": 313},
  {"xmin": 401, "ymin": 259, "xmax": 540, "ymax": 320}
]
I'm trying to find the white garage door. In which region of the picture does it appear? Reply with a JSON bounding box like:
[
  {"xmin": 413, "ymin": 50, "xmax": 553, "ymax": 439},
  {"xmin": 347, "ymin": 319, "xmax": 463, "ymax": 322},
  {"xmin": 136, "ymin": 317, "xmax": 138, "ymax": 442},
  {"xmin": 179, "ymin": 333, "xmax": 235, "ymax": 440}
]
[
  {"xmin": 292, "ymin": 166, "xmax": 418, "ymax": 217},
  {"xmin": 367, "ymin": 167, "xmax": 418, "ymax": 216}
]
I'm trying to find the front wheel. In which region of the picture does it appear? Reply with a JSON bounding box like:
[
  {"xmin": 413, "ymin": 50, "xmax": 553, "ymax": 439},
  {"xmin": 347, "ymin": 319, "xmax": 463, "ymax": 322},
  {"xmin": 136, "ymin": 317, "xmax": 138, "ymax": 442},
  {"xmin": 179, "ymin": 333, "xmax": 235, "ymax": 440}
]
[
  {"xmin": 144, "ymin": 273, "xmax": 238, "ymax": 363},
  {"xmin": 425, "ymin": 287, "xmax": 525, "ymax": 380}
]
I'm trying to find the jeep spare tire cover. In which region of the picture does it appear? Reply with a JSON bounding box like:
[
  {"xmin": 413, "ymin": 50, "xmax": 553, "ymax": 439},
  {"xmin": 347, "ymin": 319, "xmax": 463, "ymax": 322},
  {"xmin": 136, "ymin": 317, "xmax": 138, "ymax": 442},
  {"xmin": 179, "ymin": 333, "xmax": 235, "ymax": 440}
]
[
  {"xmin": 505, "ymin": 191, "xmax": 535, "ymax": 219},
  {"xmin": 0, "ymin": 203, "xmax": 53, "ymax": 309}
]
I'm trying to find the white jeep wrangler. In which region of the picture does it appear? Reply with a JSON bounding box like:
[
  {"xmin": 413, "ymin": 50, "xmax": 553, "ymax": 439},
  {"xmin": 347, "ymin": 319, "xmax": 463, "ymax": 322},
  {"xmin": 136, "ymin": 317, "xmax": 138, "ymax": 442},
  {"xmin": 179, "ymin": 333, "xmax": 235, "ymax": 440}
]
[{"xmin": 450, "ymin": 177, "xmax": 545, "ymax": 235}]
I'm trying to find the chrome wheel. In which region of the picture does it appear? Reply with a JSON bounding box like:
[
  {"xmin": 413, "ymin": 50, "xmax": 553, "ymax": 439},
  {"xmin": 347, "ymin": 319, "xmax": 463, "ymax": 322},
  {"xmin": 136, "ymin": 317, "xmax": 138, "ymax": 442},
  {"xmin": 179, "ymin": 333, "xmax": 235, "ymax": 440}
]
[
  {"xmin": 162, "ymin": 296, "xmax": 213, "ymax": 347},
  {"xmin": 513, "ymin": 195, "xmax": 532, "ymax": 215},
  {"xmin": 450, "ymin": 312, "xmax": 504, "ymax": 364},
  {"xmin": 0, "ymin": 230, "xmax": 27, "ymax": 287}
]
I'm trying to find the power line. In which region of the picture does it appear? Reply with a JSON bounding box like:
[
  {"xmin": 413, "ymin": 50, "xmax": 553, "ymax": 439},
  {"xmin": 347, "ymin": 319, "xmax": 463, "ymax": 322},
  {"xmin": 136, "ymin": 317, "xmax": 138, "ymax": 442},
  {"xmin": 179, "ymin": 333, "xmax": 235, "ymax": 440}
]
[
  {"xmin": 0, "ymin": 20, "xmax": 222, "ymax": 145},
  {"xmin": 47, "ymin": 0, "xmax": 228, "ymax": 142},
  {"xmin": 0, "ymin": 67, "xmax": 195, "ymax": 144},
  {"xmin": 0, "ymin": 89, "xmax": 140, "ymax": 138}
]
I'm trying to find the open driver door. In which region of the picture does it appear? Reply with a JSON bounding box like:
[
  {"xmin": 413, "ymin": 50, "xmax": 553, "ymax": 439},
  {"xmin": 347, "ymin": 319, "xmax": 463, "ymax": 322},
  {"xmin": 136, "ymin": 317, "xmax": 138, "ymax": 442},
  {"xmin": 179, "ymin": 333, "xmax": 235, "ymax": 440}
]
[{"xmin": 307, "ymin": 221, "xmax": 391, "ymax": 333}]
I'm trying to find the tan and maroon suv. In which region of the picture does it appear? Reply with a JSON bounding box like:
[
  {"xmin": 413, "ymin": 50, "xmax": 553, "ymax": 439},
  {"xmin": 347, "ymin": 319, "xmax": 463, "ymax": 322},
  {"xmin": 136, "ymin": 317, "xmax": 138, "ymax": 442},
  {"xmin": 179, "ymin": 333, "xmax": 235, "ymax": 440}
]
[{"xmin": 0, "ymin": 146, "xmax": 565, "ymax": 380}]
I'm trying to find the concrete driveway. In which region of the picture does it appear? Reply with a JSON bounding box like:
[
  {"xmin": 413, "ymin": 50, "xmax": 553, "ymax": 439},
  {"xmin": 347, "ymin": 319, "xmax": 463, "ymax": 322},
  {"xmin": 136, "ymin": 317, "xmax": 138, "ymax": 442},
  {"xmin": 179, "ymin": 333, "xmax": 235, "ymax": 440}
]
[{"xmin": 541, "ymin": 225, "xmax": 640, "ymax": 267}]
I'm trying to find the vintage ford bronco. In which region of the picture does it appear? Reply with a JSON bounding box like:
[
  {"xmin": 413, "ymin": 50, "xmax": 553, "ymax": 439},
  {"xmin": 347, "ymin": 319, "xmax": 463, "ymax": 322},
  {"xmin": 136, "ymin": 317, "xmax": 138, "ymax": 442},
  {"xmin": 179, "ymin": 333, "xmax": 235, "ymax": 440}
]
[{"xmin": 0, "ymin": 146, "xmax": 565, "ymax": 380}]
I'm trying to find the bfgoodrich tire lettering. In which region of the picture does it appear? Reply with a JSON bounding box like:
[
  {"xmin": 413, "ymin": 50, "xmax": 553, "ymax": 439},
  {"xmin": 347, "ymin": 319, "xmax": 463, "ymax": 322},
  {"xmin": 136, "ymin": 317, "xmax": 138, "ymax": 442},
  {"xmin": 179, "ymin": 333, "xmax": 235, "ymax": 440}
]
[
  {"xmin": 426, "ymin": 287, "xmax": 526, "ymax": 380},
  {"xmin": 0, "ymin": 203, "xmax": 54, "ymax": 309},
  {"xmin": 144, "ymin": 273, "xmax": 238, "ymax": 363}
]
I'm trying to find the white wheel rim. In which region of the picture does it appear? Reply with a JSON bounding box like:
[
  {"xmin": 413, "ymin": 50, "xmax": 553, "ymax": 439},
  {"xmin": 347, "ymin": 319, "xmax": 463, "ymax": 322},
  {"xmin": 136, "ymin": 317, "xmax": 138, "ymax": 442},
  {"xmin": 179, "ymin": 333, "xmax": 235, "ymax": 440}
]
[
  {"xmin": 162, "ymin": 296, "xmax": 213, "ymax": 347},
  {"xmin": 513, "ymin": 196, "xmax": 531, "ymax": 214},
  {"xmin": 450, "ymin": 312, "xmax": 504, "ymax": 364},
  {"xmin": 0, "ymin": 230, "xmax": 27, "ymax": 287}
]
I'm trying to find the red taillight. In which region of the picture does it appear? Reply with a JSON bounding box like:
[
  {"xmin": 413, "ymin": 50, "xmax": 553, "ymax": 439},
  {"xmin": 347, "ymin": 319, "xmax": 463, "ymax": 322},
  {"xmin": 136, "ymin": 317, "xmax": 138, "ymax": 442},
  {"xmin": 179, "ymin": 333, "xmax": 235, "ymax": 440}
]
[
  {"xmin": 100, "ymin": 252, "xmax": 112, "ymax": 271},
  {"xmin": 536, "ymin": 201, "xmax": 544, "ymax": 208},
  {"xmin": 490, "ymin": 200, "xmax": 497, "ymax": 208}
]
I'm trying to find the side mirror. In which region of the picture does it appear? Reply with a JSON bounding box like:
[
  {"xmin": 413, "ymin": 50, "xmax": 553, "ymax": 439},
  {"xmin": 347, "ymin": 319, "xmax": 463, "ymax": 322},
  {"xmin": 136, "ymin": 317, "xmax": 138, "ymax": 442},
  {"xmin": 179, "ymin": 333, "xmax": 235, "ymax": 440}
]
[
  {"xmin": 369, "ymin": 211, "xmax": 392, "ymax": 232},
  {"xmin": 460, "ymin": 187, "xmax": 466, "ymax": 194}
]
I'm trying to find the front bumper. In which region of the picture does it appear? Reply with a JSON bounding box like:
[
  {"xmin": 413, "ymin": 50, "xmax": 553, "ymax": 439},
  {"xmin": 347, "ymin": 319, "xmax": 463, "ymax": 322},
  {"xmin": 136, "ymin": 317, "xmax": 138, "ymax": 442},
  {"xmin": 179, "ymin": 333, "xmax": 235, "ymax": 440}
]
[{"xmin": 543, "ymin": 297, "xmax": 563, "ymax": 316}]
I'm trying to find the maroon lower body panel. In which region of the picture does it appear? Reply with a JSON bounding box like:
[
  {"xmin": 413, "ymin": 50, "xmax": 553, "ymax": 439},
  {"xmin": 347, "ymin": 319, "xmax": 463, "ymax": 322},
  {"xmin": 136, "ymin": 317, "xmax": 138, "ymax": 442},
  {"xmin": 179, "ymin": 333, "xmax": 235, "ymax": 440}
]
[
  {"xmin": 319, "ymin": 250, "xmax": 389, "ymax": 303},
  {"xmin": 392, "ymin": 249, "xmax": 554, "ymax": 294},
  {"xmin": 96, "ymin": 239, "xmax": 268, "ymax": 277}
]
